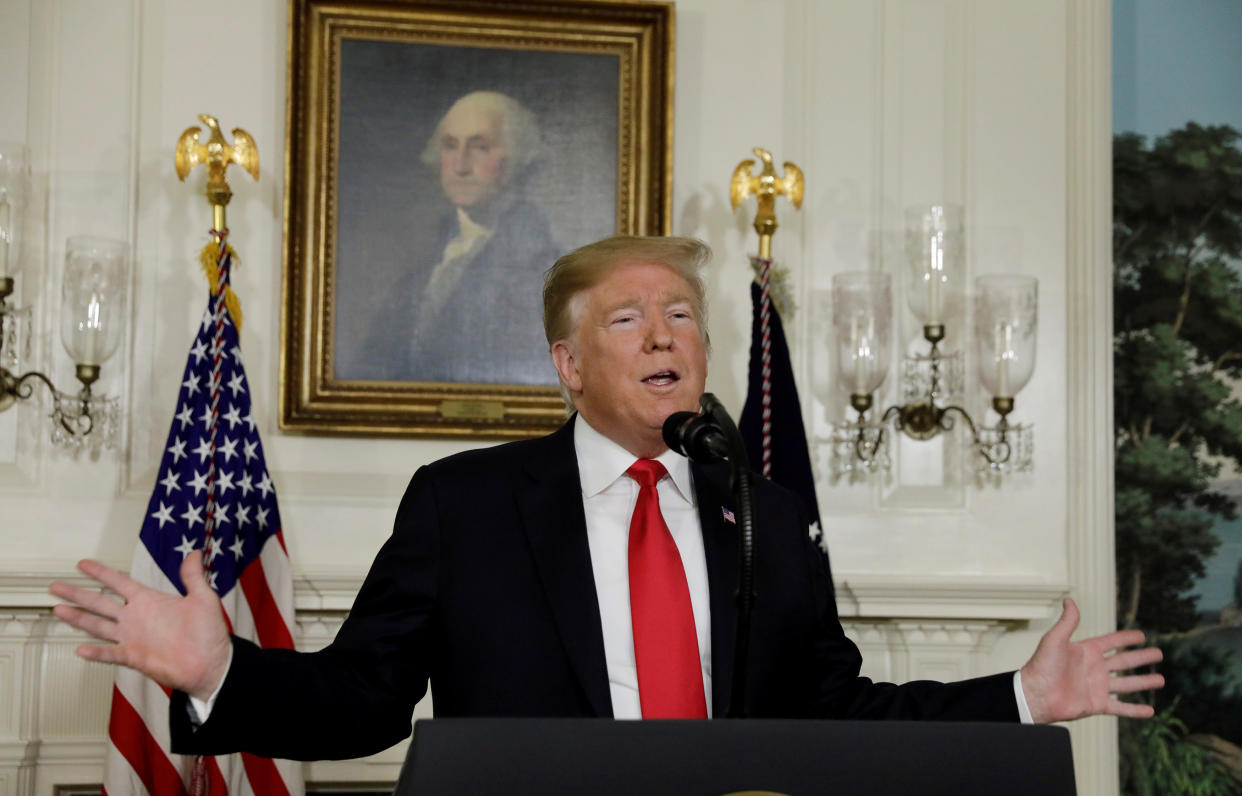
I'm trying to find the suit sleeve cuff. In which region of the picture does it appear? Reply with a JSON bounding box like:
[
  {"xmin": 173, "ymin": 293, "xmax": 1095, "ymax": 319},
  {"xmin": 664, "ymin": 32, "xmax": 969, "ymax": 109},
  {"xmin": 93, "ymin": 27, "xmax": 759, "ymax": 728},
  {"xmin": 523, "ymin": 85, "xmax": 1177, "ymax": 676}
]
[
  {"xmin": 1013, "ymin": 670, "xmax": 1034, "ymax": 724},
  {"xmin": 187, "ymin": 644, "xmax": 234, "ymax": 727}
]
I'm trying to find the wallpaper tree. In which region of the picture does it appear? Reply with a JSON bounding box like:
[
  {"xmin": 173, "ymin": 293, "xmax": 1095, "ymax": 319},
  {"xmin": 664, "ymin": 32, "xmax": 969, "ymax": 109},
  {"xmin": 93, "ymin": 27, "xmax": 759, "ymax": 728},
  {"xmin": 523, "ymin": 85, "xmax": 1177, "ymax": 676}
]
[
  {"xmin": 1113, "ymin": 122, "xmax": 1242, "ymax": 632},
  {"xmin": 1114, "ymin": 122, "xmax": 1242, "ymax": 794}
]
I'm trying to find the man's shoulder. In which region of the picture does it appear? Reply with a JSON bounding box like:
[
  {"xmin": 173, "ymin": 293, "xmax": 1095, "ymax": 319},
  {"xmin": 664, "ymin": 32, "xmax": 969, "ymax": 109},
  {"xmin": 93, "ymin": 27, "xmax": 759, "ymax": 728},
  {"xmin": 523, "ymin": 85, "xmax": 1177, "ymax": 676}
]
[{"xmin": 419, "ymin": 419, "xmax": 574, "ymax": 485}]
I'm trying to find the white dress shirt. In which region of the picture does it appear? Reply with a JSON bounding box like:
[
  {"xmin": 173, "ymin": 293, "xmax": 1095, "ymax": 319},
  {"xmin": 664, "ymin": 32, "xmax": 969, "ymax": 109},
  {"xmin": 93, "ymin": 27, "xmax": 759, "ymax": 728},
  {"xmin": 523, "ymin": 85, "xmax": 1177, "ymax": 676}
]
[{"xmin": 574, "ymin": 416, "xmax": 713, "ymax": 719}]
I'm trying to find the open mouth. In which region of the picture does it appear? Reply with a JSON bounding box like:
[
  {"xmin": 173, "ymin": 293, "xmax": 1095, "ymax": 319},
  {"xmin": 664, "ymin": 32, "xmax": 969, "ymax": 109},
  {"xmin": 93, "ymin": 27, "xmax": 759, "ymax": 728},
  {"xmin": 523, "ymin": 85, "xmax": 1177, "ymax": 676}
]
[{"xmin": 642, "ymin": 370, "xmax": 679, "ymax": 387}]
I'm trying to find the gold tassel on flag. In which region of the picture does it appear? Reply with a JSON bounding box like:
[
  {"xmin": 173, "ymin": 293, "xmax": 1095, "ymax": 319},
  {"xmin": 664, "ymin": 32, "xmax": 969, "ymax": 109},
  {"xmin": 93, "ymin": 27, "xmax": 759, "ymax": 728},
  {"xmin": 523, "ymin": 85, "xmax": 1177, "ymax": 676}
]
[{"xmin": 198, "ymin": 242, "xmax": 243, "ymax": 333}]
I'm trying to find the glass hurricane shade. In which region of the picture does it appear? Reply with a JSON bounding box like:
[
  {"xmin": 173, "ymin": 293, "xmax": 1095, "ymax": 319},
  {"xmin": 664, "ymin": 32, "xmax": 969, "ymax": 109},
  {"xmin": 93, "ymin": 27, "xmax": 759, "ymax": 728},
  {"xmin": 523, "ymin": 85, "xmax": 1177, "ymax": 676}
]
[
  {"xmin": 0, "ymin": 143, "xmax": 30, "ymax": 281},
  {"xmin": 832, "ymin": 272, "xmax": 892, "ymax": 396},
  {"xmin": 60, "ymin": 236, "xmax": 128, "ymax": 367},
  {"xmin": 905, "ymin": 204, "xmax": 964, "ymax": 327},
  {"xmin": 974, "ymin": 275, "xmax": 1037, "ymax": 399}
]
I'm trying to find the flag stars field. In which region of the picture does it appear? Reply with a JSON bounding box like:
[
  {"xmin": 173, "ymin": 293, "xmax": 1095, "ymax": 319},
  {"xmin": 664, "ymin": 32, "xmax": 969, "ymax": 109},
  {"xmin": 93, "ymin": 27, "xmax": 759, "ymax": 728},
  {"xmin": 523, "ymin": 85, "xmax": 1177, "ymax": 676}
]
[
  {"xmin": 205, "ymin": 536, "xmax": 223, "ymax": 564},
  {"xmin": 137, "ymin": 309, "xmax": 284, "ymax": 601},
  {"xmin": 174, "ymin": 534, "xmax": 196, "ymax": 559},
  {"xmin": 190, "ymin": 338, "xmax": 208, "ymax": 363},
  {"xmin": 193, "ymin": 438, "xmax": 213, "ymax": 463},
  {"xmin": 150, "ymin": 502, "xmax": 174, "ymax": 529},
  {"xmin": 180, "ymin": 504, "xmax": 203, "ymax": 529}
]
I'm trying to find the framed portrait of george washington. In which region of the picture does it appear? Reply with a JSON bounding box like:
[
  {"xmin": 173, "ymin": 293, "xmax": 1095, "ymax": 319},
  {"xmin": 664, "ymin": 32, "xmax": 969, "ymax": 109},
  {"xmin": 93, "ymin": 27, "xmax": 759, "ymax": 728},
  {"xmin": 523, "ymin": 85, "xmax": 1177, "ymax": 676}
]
[{"xmin": 279, "ymin": 0, "xmax": 674, "ymax": 438}]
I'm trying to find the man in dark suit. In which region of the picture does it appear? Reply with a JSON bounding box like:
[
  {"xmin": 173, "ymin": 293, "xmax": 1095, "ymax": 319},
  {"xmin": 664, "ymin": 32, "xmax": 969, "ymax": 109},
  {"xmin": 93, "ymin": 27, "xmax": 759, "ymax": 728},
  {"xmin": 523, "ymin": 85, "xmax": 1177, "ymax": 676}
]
[{"xmin": 50, "ymin": 236, "xmax": 1163, "ymax": 762}]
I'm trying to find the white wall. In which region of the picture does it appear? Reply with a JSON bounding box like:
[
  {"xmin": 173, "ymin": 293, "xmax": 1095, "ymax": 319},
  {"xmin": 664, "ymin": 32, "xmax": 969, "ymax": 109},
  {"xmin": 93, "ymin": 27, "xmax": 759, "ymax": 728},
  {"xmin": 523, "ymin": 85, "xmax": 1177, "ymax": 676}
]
[{"xmin": 0, "ymin": 0, "xmax": 1116, "ymax": 793}]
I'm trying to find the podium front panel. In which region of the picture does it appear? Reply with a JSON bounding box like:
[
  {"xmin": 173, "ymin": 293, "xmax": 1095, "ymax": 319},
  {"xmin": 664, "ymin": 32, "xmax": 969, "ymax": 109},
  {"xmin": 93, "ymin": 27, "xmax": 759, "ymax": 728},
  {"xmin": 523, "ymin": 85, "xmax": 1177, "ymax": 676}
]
[{"xmin": 395, "ymin": 718, "xmax": 1075, "ymax": 795}]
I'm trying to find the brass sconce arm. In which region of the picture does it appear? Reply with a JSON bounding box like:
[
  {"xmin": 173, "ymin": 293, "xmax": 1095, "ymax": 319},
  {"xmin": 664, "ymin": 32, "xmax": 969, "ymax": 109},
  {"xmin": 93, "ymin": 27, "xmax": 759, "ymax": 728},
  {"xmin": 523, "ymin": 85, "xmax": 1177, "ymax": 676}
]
[
  {"xmin": 0, "ymin": 362, "xmax": 99, "ymax": 437},
  {"xmin": 845, "ymin": 393, "xmax": 1015, "ymax": 469},
  {"xmin": 1, "ymin": 278, "xmax": 104, "ymax": 440}
]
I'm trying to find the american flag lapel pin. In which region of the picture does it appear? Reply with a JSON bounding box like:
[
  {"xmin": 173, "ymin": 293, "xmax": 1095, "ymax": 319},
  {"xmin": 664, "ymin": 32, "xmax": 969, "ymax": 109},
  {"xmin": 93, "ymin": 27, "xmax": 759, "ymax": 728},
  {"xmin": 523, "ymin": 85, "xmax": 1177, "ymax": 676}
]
[{"xmin": 721, "ymin": 506, "xmax": 736, "ymax": 524}]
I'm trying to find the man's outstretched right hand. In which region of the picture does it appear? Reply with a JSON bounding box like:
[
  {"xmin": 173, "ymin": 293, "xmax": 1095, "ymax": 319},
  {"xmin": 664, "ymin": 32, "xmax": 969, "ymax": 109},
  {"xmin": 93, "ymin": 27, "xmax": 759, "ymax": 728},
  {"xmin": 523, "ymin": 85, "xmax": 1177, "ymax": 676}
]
[{"xmin": 49, "ymin": 550, "xmax": 232, "ymax": 702}]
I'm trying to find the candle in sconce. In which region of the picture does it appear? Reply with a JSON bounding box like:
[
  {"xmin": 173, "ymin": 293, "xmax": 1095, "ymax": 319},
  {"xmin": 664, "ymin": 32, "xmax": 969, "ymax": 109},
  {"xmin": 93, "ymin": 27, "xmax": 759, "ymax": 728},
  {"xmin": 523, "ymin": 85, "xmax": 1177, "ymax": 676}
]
[
  {"xmin": 851, "ymin": 320, "xmax": 865, "ymax": 394},
  {"xmin": 0, "ymin": 195, "xmax": 10, "ymax": 278},
  {"xmin": 854, "ymin": 345, "xmax": 868, "ymax": 395},
  {"xmin": 927, "ymin": 238, "xmax": 943, "ymax": 324},
  {"xmin": 80, "ymin": 294, "xmax": 104, "ymax": 365},
  {"xmin": 851, "ymin": 317, "xmax": 876, "ymax": 395},
  {"xmin": 995, "ymin": 323, "xmax": 1014, "ymax": 397}
]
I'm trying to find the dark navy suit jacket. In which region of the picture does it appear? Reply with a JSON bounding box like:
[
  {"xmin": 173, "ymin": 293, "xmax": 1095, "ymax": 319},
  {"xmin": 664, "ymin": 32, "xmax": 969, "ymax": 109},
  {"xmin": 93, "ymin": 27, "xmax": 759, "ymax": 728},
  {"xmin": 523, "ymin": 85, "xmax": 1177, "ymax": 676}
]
[{"xmin": 172, "ymin": 418, "xmax": 1018, "ymax": 761}]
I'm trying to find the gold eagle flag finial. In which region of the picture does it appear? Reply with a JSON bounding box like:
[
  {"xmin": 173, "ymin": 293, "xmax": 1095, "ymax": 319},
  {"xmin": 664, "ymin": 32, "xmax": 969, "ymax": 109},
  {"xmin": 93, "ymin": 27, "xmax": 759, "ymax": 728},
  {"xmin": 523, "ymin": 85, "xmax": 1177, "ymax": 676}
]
[
  {"xmin": 175, "ymin": 114, "xmax": 258, "ymax": 334},
  {"xmin": 730, "ymin": 147, "xmax": 803, "ymax": 259},
  {"xmin": 175, "ymin": 113, "xmax": 259, "ymax": 233}
]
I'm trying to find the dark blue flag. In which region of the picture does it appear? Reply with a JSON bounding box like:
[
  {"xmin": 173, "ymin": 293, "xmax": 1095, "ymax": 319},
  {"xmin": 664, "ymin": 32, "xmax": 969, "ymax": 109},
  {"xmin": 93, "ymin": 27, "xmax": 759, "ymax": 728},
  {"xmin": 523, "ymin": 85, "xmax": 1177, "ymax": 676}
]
[{"xmin": 739, "ymin": 277, "xmax": 822, "ymax": 530}]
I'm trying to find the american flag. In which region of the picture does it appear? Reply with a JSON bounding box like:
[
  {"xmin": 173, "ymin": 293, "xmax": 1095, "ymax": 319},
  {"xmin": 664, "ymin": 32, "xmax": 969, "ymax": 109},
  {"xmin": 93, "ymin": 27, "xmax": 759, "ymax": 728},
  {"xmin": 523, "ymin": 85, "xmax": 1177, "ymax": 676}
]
[{"xmin": 103, "ymin": 239, "xmax": 302, "ymax": 796}]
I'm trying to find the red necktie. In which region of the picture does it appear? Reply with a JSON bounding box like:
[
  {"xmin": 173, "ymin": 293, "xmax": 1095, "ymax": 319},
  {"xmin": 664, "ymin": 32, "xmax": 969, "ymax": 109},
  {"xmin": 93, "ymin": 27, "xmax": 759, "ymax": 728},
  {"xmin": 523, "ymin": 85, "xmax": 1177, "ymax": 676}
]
[{"xmin": 626, "ymin": 459, "xmax": 707, "ymax": 718}]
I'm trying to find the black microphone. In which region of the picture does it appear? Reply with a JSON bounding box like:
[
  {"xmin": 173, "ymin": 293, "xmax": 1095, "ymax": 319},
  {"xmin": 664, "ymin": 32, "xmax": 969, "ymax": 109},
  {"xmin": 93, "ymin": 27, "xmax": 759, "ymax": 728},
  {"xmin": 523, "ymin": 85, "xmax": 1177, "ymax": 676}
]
[{"xmin": 662, "ymin": 410, "xmax": 730, "ymax": 462}]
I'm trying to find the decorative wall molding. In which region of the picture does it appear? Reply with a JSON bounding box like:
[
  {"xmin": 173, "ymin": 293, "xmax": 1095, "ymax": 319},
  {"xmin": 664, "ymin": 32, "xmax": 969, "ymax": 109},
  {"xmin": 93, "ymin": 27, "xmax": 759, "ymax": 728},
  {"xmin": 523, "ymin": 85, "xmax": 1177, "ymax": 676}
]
[
  {"xmin": 835, "ymin": 575, "xmax": 1066, "ymax": 620},
  {"xmin": 842, "ymin": 617, "xmax": 1014, "ymax": 684},
  {"xmin": 294, "ymin": 612, "xmax": 347, "ymax": 652},
  {"xmin": 1065, "ymin": 0, "xmax": 1118, "ymax": 792}
]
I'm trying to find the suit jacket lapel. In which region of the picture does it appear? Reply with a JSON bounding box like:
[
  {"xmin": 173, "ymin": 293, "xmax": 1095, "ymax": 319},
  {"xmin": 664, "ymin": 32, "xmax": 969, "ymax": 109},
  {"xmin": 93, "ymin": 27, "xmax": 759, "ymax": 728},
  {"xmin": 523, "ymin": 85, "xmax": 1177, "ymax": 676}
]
[
  {"xmin": 693, "ymin": 460, "xmax": 739, "ymax": 718},
  {"xmin": 517, "ymin": 418, "xmax": 614, "ymax": 717}
]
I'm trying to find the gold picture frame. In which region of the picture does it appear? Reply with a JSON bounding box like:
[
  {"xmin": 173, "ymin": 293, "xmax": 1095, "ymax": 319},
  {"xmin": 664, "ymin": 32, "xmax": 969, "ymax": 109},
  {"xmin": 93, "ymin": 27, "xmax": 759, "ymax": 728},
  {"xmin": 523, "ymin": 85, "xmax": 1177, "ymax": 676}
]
[{"xmin": 280, "ymin": 0, "xmax": 674, "ymax": 438}]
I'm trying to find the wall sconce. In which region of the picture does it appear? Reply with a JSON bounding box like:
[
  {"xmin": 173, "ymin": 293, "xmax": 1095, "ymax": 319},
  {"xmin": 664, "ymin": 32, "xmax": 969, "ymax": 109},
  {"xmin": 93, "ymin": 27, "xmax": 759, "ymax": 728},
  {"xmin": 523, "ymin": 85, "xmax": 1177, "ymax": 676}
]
[
  {"xmin": 0, "ymin": 143, "xmax": 126, "ymax": 454},
  {"xmin": 827, "ymin": 205, "xmax": 1036, "ymax": 479}
]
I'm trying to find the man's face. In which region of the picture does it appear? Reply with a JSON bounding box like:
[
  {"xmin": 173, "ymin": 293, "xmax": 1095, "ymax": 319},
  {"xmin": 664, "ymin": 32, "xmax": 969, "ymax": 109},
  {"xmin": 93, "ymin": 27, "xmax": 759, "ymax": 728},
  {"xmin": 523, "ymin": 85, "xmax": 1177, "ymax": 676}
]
[
  {"xmin": 551, "ymin": 261, "xmax": 708, "ymax": 458},
  {"xmin": 437, "ymin": 102, "xmax": 509, "ymax": 208}
]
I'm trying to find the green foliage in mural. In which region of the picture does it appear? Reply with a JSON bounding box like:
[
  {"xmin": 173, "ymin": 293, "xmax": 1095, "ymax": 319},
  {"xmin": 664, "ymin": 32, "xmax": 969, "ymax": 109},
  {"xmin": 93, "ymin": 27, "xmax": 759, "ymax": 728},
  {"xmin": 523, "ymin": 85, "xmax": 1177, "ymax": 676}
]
[
  {"xmin": 1154, "ymin": 638, "xmax": 1242, "ymax": 744},
  {"xmin": 1113, "ymin": 122, "xmax": 1242, "ymax": 633},
  {"xmin": 1120, "ymin": 703, "xmax": 1237, "ymax": 796}
]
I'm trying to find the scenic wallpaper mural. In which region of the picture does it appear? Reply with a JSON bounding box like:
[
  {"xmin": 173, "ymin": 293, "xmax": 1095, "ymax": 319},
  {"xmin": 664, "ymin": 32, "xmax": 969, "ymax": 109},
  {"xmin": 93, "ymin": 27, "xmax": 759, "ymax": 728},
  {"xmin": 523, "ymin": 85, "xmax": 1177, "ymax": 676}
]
[{"xmin": 1113, "ymin": 1, "xmax": 1242, "ymax": 792}]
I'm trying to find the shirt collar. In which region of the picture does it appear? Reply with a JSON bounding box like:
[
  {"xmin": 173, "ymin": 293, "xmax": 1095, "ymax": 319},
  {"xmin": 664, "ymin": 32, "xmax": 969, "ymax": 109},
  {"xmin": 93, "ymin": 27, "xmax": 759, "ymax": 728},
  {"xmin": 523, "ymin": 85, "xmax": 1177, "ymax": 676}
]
[{"xmin": 574, "ymin": 414, "xmax": 695, "ymax": 506}]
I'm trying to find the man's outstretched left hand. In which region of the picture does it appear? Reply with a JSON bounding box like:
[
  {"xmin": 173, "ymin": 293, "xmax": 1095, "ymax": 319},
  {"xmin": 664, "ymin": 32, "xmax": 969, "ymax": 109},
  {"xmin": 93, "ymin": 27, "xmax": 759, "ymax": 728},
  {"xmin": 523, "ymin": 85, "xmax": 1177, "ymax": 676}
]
[{"xmin": 1020, "ymin": 597, "xmax": 1164, "ymax": 724}]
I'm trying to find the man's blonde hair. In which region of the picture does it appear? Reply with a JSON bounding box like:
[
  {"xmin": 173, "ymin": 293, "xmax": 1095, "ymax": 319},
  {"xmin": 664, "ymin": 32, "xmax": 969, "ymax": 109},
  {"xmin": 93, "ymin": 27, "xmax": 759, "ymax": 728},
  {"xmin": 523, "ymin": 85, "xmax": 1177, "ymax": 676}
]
[
  {"xmin": 543, "ymin": 235, "xmax": 711, "ymax": 345},
  {"xmin": 542, "ymin": 235, "xmax": 711, "ymax": 408}
]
